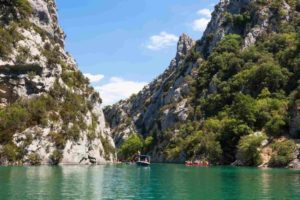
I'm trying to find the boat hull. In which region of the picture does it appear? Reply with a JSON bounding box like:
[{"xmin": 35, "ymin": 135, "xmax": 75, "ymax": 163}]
[{"xmin": 136, "ymin": 161, "xmax": 150, "ymax": 166}]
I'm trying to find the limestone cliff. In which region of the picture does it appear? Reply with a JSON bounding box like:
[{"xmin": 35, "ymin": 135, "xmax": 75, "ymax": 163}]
[
  {"xmin": 0, "ymin": 0, "xmax": 115, "ymax": 165},
  {"xmin": 105, "ymin": 0, "xmax": 300, "ymax": 166},
  {"xmin": 104, "ymin": 34, "xmax": 196, "ymax": 147}
]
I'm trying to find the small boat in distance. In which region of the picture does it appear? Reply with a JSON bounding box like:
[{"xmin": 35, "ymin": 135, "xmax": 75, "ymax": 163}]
[
  {"xmin": 136, "ymin": 155, "xmax": 151, "ymax": 166},
  {"xmin": 185, "ymin": 160, "xmax": 209, "ymax": 167}
]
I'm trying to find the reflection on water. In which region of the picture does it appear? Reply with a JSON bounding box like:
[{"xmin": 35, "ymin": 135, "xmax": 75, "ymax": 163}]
[{"xmin": 0, "ymin": 165, "xmax": 300, "ymax": 200}]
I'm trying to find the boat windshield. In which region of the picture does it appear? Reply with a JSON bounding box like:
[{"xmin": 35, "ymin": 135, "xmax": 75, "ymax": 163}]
[{"xmin": 139, "ymin": 155, "xmax": 150, "ymax": 162}]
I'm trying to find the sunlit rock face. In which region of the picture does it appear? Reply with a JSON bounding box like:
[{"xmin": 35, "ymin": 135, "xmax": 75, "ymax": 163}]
[
  {"xmin": 104, "ymin": 34, "xmax": 196, "ymax": 148},
  {"xmin": 0, "ymin": 0, "xmax": 115, "ymax": 165},
  {"xmin": 104, "ymin": 0, "xmax": 297, "ymax": 163}
]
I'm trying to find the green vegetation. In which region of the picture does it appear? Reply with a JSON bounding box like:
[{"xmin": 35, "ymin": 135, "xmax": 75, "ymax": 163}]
[
  {"xmin": 118, "ymin": 134, "xmax": 143, "ymax": 161},
  {"xmin": 0, "ymin": 0, "xmax": 114, "ymax": 165},
  {"xmin": 100, "ymin": 135, "xmax": 115, "ymax": 160},
  {"xmin": 49, "ymin": 150, "xmax": 63, "ymax": 165},
  {"xmin": 164, "ymin": 122, "xmax": 222, "ymax": 164},
  {"xmin": 28, "ymin": 153, "xmax": 41, "ymax": 165},
  {"xmin": 150, "ymin": 1, "xmax": 300, "ymax": 166},
  {"xmin": 269, "ymin": 140, "xmax": 297, "ymax": 167},
  {"xmin": 0, "ymin": 80, "xmax": 106, "ymax": 163},
  {"xmin": 0, "ymin": 24, "xmax": 23, "ymax": 60},
  {"xmin": 0, "ymin": 28, "xmax": 14, "ymax": 60},
  {"xmin": 62, "ymin": 70, "xmax": 89, "ymax": 89},
  {"xmin": 0, "ymin": 144, "xmax": 19, "ymax": 163},
  {"xmin": 237, "ymin": 134, "xmax": 267, "ymax": 166},
  {"xmin": 42, "ymin": 43, "xmax": 61, "ymax": 67},
  {"xmin": 16, "ymin": 46, "xmax": 31, "ymax": 64},
  {"xmin": 14, "ymin": 0, "xmax": 33, "ymax": 18}
]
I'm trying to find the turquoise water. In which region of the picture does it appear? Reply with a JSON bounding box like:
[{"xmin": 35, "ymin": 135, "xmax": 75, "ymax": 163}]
[{"xmin": 0, "ymin": 164, "xmax": 300, "ymax": 200}]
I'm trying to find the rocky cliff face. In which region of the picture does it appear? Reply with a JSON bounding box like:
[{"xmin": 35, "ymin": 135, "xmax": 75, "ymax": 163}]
[
  {"xmin": 199, "ymin": 0, "xmax": 292, "ymax": 55},
  {"xmin": 0, "ymin": 0, "xmax": 115, "ymax": 165},
  {"xmin": 105, "ymin": 0, "xmax": 277, "ymax": 152},
  {"xmin": 105, "ymin": 0, "xmax": 300, "ymax": 165},
  {"xmin": 104, "ymin": 34, "xmax": 196, "ymax": 147}
]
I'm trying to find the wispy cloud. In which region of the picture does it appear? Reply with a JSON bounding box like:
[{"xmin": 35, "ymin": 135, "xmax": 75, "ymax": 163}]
[
  {"xmin": 146, "ymin": 32, "xmax": 178, "ymax": 50},
  {"xmin": 84, "ymin": 73, "xmax": 104, "ymax": 83},
  {"xmin": 95, "ymin": 77, "xmax": 147, "ymax": 106},
  {"xmin": 192, "ymin": 8, "xmax": 212, "ymax": 32},
  {"xmin": 197, "ymin": 8, "xmax": 211, "ymax": 18},
  {"xmin": 192, "ymin": 18, "xmax": 210, "ymax": 32}
]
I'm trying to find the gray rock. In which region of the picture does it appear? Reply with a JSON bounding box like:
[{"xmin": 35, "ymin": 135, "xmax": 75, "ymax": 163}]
[
  {"xmin": 104, "ymin": 33, "xmax": 196, "ymax": 147},
  {"xmin": 288, "ymin": 159, "xmax": 300, "ymax": 169},
  {"xmin": 0, "ymin": 0, "xmax": 115, "ymax": 165}
]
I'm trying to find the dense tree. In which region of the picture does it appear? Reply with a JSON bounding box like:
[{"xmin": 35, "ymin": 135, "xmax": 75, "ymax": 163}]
[
  {"xmin": 119, "ymin": 134, "xmax": 143, "ymax": 160},
  {"xmin": 237, "ymin": 133, "xmax": 267, "ymax": 166}
]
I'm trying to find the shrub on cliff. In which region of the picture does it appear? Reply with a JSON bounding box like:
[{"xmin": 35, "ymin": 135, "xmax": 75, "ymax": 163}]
[
  {"xmin": 0, "ymin": 144, "xmax": 19, "ymax": 163},
  {"xmin": 237, "ymin": 133, "xmax": 267, "ymax": 166},
  {"xmin": 50, "ymin": 150, "xmax": 63, "ymax": 165},
  {"xmin": 119, "ymin": 134, "xmax": 143, "ymax": 160},
  {"xmin": 28, "ymin": 153, "xmax": 41, "ymax": 166},
  {"xmin": 100, "ymin": 135, "xmax": 115, "ymax": 160},
  {"xmin": 14, "ymin": 0, "xmax": 32, "ymax": 18},
  {"xmin": 269, "ymin": 140, "xmax": 297, "ymax": 167}
]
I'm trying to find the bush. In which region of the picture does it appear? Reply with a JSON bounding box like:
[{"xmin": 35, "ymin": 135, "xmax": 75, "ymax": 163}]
[
  {"xmin": 62, "ymin": 70, "xmax": 89, "ymax": 89},
  {"xmin": 213, "ymin": 34, "xmax": 242, "ymax": 54},
  {"xmin": 0, "ymin": 144, "xmax": 19, "ymax": 163},
  {"xmin": 100, "ymin": 135, "xmax": 115, "ymax": 160},
  {"xmin": 49, "ymin": 132, "xmax": 66, "ymax": 149},
  {"xmin": 119, "ymin": 134, "xmax": 143, "ymax": 160},
  {"xmin": 237, "ymin": 133, "xmax": 267, "ymax": 166},
  {"xmin": 16, "ymin": 46, "xmax": 31, "ymax": 64},
  {"xmin": 269, "ymin": 140, "xmax": 297, "ymax": 167},
  {"xmin": 231, "ymin": 94, "xmax": 258, "ymax": 126},
  {"xmin": 14, "ymin": 0, "xmax": 33, "ymax": 18},
  {"xmin": 0, "ymin": 27, "xmax": 14, "ymax": 60},
  {"xmin": 42, "ymin": 44, "xmax": 61, "ymax": 67},
  {"xmin": 218, "ymin": 118, "xmax": 253, "ymax": 163},
  {"xmin": 66, "ymin": 124, "xmax": 81, "ymax": 141},
  {"xmin": 144, "ymin": 136, "xmax": 153, "ymax": 148},
  {"xmin": 28, "ymin": 153, "xmax": 41, "ymax": 165},
  {"xmin": 0, "ymin": 104, "xmax": 29, "ymax": 144},
  {"xmin": 187, "ymin": 132, "xmax": 222, "ymax": 163},
  {"xmin": 256, "ymin": 95, "xmax": 288, "ymax": 136},
  {"xmin": 49, "ymin": 150, "xmax": 63, "ymax": 165}
]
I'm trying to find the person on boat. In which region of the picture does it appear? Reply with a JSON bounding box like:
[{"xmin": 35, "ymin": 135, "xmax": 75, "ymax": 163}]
[
  {"xmin": 204, "ymin": 160, "xmax": 209, "ymax": 167},
  {"xmin": 194, "ymin": 160, "xmax": 201, "ymax": 166},
  {"xmin": 185, "ymin": 161, "xmax": 193, "ymax": 166},
  {"xmin": 137, "ymin": 151, "xmax": 141, "ymax": 161}
]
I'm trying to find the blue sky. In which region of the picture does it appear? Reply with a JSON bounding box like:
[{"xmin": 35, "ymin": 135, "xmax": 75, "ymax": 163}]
[{"xmin": 56, "ymin": 0, "xmax": 218, "ymax": 105}]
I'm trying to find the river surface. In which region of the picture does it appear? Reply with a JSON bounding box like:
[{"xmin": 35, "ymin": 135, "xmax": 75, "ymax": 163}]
[{"xmin": 0, "ymin": 164, "xmax": 300, "ymax": 200}]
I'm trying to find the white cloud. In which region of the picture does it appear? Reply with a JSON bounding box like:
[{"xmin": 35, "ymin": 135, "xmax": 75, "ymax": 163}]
[
  {"xmin": 146, "ymin": 32, "xmax": 179, "ymax": 50},
  {"xmin": 84, "ymin": 73, "xmax": 104, "ymax": 83},
  {"xmin": 197, "ymin": 8, "xmax": 211, "ymax": 18},
  {"xmin": 95, "ymin": 77, "xmax": 147, "ymax": 106},
  {"xmin": 192, "ymin": 18, "xmax": 210, "ymax": 32},
  {"xmin": 192, "ymin": 8, "xmax": 212, "ymax": 32}
]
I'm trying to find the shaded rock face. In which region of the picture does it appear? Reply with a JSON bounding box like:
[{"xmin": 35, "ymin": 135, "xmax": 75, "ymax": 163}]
[
  {"xmin": 104, "ymin": 34, "xmax": 196, "ymax": 147},
  {"xmin": 0, "ymin": 0, "xmax": 115, "ymax": 165},
  {"xmin": 290, "ymin": 100, "xmax": 300, "ymax": 138}
]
